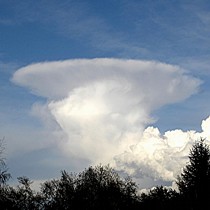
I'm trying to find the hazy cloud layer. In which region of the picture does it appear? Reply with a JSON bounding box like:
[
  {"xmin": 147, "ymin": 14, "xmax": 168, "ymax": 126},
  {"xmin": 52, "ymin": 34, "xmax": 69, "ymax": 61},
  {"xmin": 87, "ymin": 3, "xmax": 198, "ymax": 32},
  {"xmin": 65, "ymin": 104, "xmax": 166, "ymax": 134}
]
[{"xmin": 12, "ymin": 58, "xmax": 201, "ymax": 185}]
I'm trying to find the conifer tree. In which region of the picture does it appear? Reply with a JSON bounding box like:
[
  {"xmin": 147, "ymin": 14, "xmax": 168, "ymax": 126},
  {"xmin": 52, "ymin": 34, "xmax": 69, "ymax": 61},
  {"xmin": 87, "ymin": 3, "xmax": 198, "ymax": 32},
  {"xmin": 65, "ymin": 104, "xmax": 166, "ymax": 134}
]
[{"xmin": 176, "ymin": 139, "xmax": 210, "ymax": 209}]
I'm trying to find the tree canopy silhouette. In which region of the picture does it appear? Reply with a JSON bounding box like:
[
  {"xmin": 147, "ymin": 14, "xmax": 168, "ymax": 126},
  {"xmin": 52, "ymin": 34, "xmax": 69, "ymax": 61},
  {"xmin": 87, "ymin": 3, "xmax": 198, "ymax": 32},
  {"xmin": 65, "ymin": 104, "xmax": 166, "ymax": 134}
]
[
  {"xmin": 176, "ymin": 138, "xmax": 210, "ymax": 209},
  {"xmin": 140, "ymin": 185, "xmax": 179, "ymax": 210},
  {"xmin": 1, "ymin": 138, "xmax": 210, "ymax": 210},
  {"xmin": 40, "ymin": 164, "xmax": 139, "ymax": 210}
]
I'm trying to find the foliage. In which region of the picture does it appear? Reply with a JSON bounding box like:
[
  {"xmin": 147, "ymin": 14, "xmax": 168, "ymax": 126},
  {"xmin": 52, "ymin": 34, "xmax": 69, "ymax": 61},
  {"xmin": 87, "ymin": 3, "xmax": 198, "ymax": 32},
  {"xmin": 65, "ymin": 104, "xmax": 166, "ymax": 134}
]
[
  {"xmin": 140, "ymin": 186, "xmax": 179, "ymax": 210},
  {"xmin": 1, "ymin": 176, "xmax": 43, "ymax": 209},
  {"xmin": 176, "ymin": 138, "xmax": 210, "ymax": 209},
  {"xmin": 40, "ymin": 164, "xmax": 139, "ymax": 210},
  {"xmin": 1, "ymin": 138, "xmax": 210, "ymax": 209}
]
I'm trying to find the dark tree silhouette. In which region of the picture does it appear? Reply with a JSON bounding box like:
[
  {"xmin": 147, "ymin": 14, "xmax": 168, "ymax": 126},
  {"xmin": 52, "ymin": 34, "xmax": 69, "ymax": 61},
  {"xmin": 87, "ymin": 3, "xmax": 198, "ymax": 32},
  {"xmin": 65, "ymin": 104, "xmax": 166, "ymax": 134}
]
[
  {"xmin": 0, "ymin": 176, "xmax": 43, "ymax": 209},
  {"xmin": 12, "ymin": 176, "xmax": 40, "ymax": 209},
  {"xmin": 40, "ymin": 171, "xmax": 75, "ymax": 209},
  {"xmin": 74, "ymin": 165, "xmax": 138, "ymax": 210},
  {"xmin": 1, "ymin": 137, "xmax": 210, "ymax": 210},
  {"xmin": 176, "ymin": 138, "xmax": 210, "ymax": 209},
  {"xmin": 40, "ymin": 164, "xmax": 139, "ymax": 210},
  {"xmin": 140, "ymin": 185, "xmax": 179, "ymax": 210},
  {"xmin": 0, "ymin": 139, "xmax": 13, "ymax": 209}
]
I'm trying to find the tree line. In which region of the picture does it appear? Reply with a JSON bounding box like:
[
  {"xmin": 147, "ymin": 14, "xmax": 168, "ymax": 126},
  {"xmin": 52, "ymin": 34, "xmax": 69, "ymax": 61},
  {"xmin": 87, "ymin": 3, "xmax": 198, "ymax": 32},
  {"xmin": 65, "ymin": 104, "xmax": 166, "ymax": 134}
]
[{"xmin": 0, "ymin": 139, "xmax": 210, "ymax": 210}]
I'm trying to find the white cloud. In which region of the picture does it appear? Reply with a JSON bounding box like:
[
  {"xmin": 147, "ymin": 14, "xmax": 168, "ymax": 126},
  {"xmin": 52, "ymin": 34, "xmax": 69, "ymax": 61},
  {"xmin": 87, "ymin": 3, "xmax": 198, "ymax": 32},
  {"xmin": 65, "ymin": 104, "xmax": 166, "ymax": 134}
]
[
  {"xmin": 114, "ymin": 116, "xmax": 210, "ymax": 189},
  {"xmin": 12, "ymin": 58, "xmax": 201, "ymax": 186},
  {"xmin": 12, "ymin": 58, "xmax": 200, "ymax": 101}
]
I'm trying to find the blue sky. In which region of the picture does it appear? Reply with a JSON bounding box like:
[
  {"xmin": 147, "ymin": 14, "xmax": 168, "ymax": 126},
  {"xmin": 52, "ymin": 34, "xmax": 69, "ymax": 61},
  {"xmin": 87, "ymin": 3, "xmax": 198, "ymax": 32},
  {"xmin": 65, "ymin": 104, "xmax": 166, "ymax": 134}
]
[{"xmin": 1, "ymin": 0, "xmax": 210, "ymax": 189}]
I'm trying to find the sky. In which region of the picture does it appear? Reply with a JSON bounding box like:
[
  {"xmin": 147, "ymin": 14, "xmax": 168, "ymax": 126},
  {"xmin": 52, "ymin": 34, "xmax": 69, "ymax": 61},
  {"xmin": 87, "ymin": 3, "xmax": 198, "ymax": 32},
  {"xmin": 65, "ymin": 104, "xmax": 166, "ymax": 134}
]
[{"xmin": 1, "ymin": 0, "xmax": 210, "ymax": 190}]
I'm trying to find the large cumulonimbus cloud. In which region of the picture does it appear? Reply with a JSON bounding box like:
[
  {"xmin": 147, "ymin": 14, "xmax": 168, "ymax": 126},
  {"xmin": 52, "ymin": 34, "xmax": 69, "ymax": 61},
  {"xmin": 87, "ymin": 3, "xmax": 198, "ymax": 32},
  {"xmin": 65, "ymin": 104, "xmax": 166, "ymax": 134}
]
[{"xmin": 12, "ymin": 58, "xmax": 202, "ymax": 185}]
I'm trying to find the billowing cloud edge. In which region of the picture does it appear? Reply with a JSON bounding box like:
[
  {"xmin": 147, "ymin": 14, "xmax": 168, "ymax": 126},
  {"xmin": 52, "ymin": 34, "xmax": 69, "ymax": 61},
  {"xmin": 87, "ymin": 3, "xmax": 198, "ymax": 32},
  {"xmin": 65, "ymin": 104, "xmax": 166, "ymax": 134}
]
[{"xmin": 11, "ymin": 58, "xmax": 203, "ymax": 189}]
